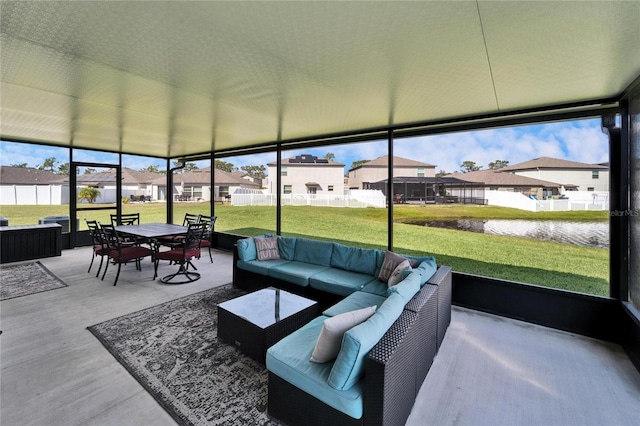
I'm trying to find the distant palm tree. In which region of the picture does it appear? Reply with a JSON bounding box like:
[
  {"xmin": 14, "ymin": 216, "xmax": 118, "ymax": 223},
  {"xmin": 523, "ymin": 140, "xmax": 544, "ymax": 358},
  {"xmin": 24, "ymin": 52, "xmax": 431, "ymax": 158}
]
[{"xmin": 78, "ymin": 186, "xmax": 101, "ymax": 204}]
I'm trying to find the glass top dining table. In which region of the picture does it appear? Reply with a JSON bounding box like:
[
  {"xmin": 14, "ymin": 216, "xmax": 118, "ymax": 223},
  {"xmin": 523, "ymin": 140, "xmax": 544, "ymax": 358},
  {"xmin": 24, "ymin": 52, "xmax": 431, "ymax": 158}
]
[{"xmin": 113, "ymin": 223, "xmax": 188, "ymax": 239}]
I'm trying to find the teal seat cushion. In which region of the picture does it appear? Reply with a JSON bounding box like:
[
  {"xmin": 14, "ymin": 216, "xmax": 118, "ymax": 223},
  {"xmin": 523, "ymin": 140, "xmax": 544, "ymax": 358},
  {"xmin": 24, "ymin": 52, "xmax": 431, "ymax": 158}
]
[
  {"xmin": 268, "ymin": 261, "xmax": 331, "ymax": 287},
  {"xmin": 309, "ymin": 269, "xmax": 373, "ymax": 297},
  {"xmin": 323, "ymin": 291, "xmax": 387, "ymax": 317},
  {"xmin": 387, "ymin": 271, "xmax": 420, "ymax": 303},
  {"xmin": 237, "ymin": 258, "xmax": 291, "ymax": 276},
  {"xmin": 330, "ymin": 243, "xmax": 377, "ymax": 275},
  {"xmin": 415, "ymin": 259, "xmax": 438, "ymax": 286},
  {"xmin": 328, "ymin": 293, "xmax": 406, "ymax": 391},
  {"xmin": 277, "ymin": 237, "xmax": 297, "ymax": 260},
  {"xmin": 266, "ymin": 317, "xmax": 365, "ymax": 419},
  {"xmin": 236, "ymin": 237, "xmax": 257, "ymax": 261},
  {"xmin": 293, "ymin": 238, "xmax": 334, "ymax": 266},
  {"xmin": 360, "ymin": 279, "xmax": 389, "ymax": 297}
]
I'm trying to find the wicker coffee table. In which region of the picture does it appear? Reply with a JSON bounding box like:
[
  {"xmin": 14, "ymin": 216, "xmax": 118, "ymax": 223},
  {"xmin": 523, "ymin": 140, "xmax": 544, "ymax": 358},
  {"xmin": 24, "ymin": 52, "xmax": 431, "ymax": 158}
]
[{"xmin": 217, "ymin": 287, "xmax": 319, "ymax": 363}]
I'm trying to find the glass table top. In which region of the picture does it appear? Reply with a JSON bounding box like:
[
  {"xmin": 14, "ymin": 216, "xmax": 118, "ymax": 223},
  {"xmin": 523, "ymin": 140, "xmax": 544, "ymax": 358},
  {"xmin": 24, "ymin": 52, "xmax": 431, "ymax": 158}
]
[{"xmin": 218, "ymin": 287, "xmax": 317, "ymax": 329}]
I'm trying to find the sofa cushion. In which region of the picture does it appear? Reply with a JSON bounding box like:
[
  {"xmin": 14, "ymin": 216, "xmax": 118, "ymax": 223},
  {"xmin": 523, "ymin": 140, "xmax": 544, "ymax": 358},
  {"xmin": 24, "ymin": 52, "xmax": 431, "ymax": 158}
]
[
  {"xmin": 327, "ymin": 293, "xmax": 406, "ymax": 391},
  {"xmin": 255, "ymin": 236, "xmax": 281, "ymax": 260},
  {"xmin": 323, "ymin": 291, "xmax": 387, "ymax": 317},
  {"xmin": 293, "ymin": 238, "xmax": 334, "ymax": 266},
  {"xmin": 309, "ymin": 268, "xmax": 373, "ymax": 296},
  {"xmin": 277, "ymin": 236, "xmax": 297, "ymax": 260},
  {"xmin": 236, "ymin": 237, "xmax": 257, "ymax": 261},
  {"xmin": 330, "ymin": 243, "xmax": 377, "ymax": 275},
  {"xmin": 266, "ymin": 316, "xmax": 366, "ymax": 419},
  {"xmin": 387, "ymin": 270, "xmax": 421, "ymax": 303},
  {"xmin": 378, "ymin": 251, "xmax": 410, "ymax": 282},
  {"xmin": 415, "ymin": 258, "xmax": 438, "ymax": 286},
  {"xmin": 310, "ymin": 306, "xmax": 377, "ymax": 363},
  {"xmin": 360, "ymin": 279, "xmax": 389, "ymax": 297},
  {"xmin": 268, "ymin": 261, "xmax": 331, "ymax": 287},
  {"xmin": 237, "ymin": 258, "xmax": 291, "ymax": 276}
]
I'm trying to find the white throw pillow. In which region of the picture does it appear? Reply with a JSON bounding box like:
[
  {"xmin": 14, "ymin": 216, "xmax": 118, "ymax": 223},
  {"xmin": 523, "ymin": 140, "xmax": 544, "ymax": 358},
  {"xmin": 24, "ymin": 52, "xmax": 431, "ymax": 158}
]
[
  {"xmin": 310, "ymin": 306, "xmax": 377, "ymax": 363},
  {"xmin": 387, "ymin": 259, "xmax": 412, "ymax": 287}
]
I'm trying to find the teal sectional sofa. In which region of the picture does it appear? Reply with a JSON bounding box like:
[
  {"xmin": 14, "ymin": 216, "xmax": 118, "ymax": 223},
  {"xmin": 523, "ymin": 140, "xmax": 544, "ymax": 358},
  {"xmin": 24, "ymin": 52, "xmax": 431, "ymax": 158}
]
[{"xmin": 232, "ymin": 236, "xmax": 452, "ymax": 426}]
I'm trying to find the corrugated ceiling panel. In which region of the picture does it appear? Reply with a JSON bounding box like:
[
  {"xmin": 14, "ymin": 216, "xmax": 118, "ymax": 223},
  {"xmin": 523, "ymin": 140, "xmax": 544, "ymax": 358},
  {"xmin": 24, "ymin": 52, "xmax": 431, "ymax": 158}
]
[{"xmin": 1, "ymin": 1, "xmax": 639, "ymax": 158}]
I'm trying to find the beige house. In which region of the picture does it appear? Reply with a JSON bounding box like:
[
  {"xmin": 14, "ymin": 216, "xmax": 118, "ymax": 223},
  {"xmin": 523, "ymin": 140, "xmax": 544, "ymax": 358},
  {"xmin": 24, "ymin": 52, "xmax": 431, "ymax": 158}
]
[
  {"xmin": 265, "ymin": 154, "xmax": 345, "ymax": 195},
  {"xmin": 500, "ymin": 157, "xmax": 609, "ymax": 192},
  {"xmin": 347, "ymin": 155, "xmax": 436, "ymax": 190},
  {"xmin": 448, "ymin": 169, "xmax": 565, "ymax": 200},
  {"xmin": 75, "ymin": 168, "xmax": 164, "ymax": 203},
  {"xmin": 153, "ymin": 167, "xmax": 261, "ymax": 203}
]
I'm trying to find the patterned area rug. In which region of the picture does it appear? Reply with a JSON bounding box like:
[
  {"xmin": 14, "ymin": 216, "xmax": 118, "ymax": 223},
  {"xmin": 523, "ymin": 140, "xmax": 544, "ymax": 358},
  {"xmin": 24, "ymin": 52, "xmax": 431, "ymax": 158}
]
[
  {"xmin": 0, "ymin": 261, "xmax": 68, "ymax": 301},
  {"xmin": 88, "ymin": 285, "xmax": 278, "ymax": 426}
]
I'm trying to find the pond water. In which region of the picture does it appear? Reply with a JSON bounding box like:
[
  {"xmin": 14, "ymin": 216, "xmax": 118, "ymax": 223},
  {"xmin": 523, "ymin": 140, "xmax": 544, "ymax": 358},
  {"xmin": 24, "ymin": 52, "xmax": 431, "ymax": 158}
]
[{"xmin": 424, "ymin": 220, "xmax": 609, "ymax": 248}]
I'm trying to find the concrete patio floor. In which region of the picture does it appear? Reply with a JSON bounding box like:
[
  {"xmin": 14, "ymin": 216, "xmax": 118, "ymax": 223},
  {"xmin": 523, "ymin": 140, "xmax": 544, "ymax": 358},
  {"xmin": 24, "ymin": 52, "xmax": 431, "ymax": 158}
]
[{"xmin": 1, "ymin": 246, "xmax": 639, "ymax": 425}]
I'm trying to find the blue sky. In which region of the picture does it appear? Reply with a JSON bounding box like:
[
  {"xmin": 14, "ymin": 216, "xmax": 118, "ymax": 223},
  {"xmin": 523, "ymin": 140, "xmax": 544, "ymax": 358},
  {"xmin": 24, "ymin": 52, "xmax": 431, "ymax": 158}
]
[{"xmin": 0, "ymin": 118, "xmax": 608, "ymax": 175}]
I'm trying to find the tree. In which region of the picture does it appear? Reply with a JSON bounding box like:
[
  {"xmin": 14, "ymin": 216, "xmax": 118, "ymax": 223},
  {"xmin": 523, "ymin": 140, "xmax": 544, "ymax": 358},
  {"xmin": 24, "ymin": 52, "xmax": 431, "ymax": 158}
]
[
  {"xmin": 57, "ymin": 162, "xmax": 70, "ymax": 176},
  {"xmin": 183, "ymin": 162, "xmax": 198, "ymax": 172},
  {"xmin": 350, "ymin": 159, "xmax": 369, "ymax": 169},
  {"xmin": 460, "ymin": 161, "xmax": 482, "ymax": 173},
  {"xmin": 488, "ymin": 160, "xmax": 509, "ymax": 170},
  {"xmin": 84, "ymin": 168, "xmax": 97, "ymax": 175},
  {"xmin": 77, "ymin": 186, "xmax": 101, "ymax": 204},
  {"xmin": 140, "ymin": 165, "xmax": 166, "ymax": 175},
  {"xmin": 324, "ymin": 152, "xmax": 335, "ymax": 161},
  {"xmin": 9, "ymin": 163, "xmax": 27, "ymax": 168},
  {"xmin": 436, "ymin": 169, "xmax": 448, "ymax": 177},
  {"xmin": 214, "ymin": 159, "xmax": 235, "ymax": 172},
  {"xmin": 240, "ymin": 165, "xmax": 266, "ymax": 180},
  {"xmin": 37, "ymin": 157, "xmax": 58, "ymax": 173}
]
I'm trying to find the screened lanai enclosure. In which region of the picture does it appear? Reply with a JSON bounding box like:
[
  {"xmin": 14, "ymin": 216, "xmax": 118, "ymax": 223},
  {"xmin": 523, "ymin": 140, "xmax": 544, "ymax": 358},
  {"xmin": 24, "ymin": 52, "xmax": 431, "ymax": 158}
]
[
  {"xmin": 1, "ymin": 0, "xmax": 640, "ymax": 401},
  {"xmin": 367, "ymin": 177, "xmax": 486, "ymax": 205}
]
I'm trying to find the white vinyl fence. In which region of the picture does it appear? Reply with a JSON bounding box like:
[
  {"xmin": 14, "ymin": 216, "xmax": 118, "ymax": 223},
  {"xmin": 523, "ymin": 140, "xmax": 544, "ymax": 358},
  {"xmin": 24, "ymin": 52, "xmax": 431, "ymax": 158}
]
[
  {"xmin": 486, "ymin": 190, "xmax": 609, "ymax": 212},
  {"xmin": 231, "ymin": 189, "xmax": 386, "ymax": 208},
  {"xmin": 0, "ymin": 185, "xmax": 69, "ymax": 205}
]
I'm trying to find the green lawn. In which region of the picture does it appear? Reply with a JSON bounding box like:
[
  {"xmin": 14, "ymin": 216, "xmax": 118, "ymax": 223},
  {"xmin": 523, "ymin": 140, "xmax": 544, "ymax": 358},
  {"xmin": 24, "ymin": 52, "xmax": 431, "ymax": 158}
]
[{"xmin": 0, "ymin": 203, "xmax": 609, "ymax": 296}]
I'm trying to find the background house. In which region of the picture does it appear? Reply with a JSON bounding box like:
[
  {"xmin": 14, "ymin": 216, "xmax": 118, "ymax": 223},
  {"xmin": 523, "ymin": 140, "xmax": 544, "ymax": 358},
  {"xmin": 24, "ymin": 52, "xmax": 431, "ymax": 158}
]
[
  {"xmin": 500, "ymin": 157, "xmax": 609, "ymax": 192},
  {"xmin": 153, "ymin": 167, "xmax": 261, "ymax": 203},
  {"xmin": 448, "ymin": 169, "xmax": 565, "ymax": 199},
  {"xmin": 75, "ymin": 168, "xmax": 164, "ymax": 203},
  {"xmin": 347, "ymin": 155, "xmax": 436, "ymax": 190},
  {"xmin": 0, "ymin": 166, "xmax": 68, "ymax": 205},
  {"xmin": 265, "ymin": 154, "xmax": 344, "ymax": 195}
]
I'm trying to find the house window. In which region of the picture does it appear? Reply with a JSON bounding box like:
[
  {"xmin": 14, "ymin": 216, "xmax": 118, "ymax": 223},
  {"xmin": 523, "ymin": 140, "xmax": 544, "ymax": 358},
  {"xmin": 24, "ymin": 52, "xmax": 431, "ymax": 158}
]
[
  {"xmin": 283, "ymin": 185, "xmax": 292, "ymax": 194},
  {"xmin": 308, "ymin": 186, "xmax": 317, "ymax": 195},
  {"xmin": 219, "ymin": 186, "xmax": 229, "ymax": 198},
  {"xmin": 281, "ymin": 166, "xmax": 288, "ymax": 177},
  {"xmin": 587, "ymin": 187, "xmax": 595, "ymax": 191},
  {"xmin": 592, "ymin": 170, "xmax": 599, "ymax": 179},
  {"xmin": 489, "ymin": 186, "xmax": 498, "ymax": 191},
  {"xmin": 417, "ymin": 167, "xmax": 425, "ymax": 178},
  {"xmin": 328, "ymin": 185, "xmax": 334, "ymax": 192}
]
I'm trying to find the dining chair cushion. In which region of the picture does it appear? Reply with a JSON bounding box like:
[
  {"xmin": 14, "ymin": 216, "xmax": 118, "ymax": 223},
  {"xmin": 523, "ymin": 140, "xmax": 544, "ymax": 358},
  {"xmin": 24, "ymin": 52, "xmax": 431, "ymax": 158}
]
[
  {"xmin": 109, "ymin": 246, "xmax": 153, "ymax": 262},
  {"xmin": 156, "ymin": 248, "xmax": 200, "ymax": 261}
]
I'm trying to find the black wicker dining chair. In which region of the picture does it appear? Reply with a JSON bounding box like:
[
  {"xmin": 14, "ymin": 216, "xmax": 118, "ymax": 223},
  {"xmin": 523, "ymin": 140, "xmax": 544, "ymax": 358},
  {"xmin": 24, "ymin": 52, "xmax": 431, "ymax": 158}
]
[
  {"xmin": 153, "ymin": 222, "xmax": 207, "ymax": 284},
  {"xmin": 85, "ymin": 219, "xmax": 110, "ymax": 277},
  {"xmin": 198, "ymin": 215, "xmax": 217, "ymax": 262},
  {"xmin": 157, "ymin": 213, "xmax": 201, "ymax": 249},
  {"xmin": 100, "ymin": 223, "xmax": 153, "ymax": 286}
]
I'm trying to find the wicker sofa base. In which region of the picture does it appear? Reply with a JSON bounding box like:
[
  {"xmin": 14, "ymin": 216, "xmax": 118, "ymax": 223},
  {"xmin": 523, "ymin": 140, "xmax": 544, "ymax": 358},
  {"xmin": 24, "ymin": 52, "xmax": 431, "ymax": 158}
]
[
  {"xmin": 232, "ymin": 243, "xmax": 453, "ymax": 426},
  {"xmin": 267, "ymin": 285, "xmax": 441, "ymax": 426}
]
